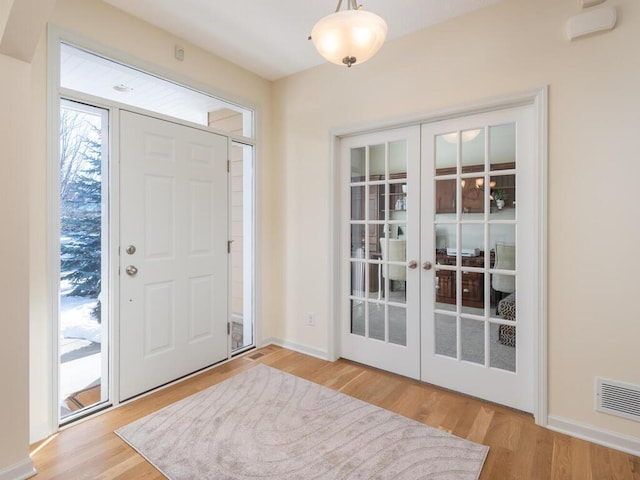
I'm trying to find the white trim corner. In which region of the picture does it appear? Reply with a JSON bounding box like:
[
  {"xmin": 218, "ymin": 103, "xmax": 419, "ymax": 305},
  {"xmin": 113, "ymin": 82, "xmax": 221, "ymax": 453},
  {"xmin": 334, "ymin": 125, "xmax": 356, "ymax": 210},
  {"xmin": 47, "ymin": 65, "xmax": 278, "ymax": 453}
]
[{"xmin": 0, "ymin": 458, "xmax": 36, "ymax": 480}]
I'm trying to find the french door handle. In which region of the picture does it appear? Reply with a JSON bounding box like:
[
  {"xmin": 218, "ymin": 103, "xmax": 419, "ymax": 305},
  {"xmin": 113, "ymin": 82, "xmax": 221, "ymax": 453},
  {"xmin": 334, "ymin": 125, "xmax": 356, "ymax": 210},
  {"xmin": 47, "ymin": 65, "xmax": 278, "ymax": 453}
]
[
  {"xmin": 422, "ymin": 261, "xmax": 433, "ymax": 270},
  {"xmin": 407, "ymin": 260, "xmax": 418, "ymax": 269}
]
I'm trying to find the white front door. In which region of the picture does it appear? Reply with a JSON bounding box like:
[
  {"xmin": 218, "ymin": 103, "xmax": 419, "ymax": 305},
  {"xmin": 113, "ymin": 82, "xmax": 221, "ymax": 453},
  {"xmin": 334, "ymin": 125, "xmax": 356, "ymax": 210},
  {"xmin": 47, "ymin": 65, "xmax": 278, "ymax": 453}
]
[
  {"xmin": 340, "ymin": 126, "xmax": 421, "ymax": 379},
  {"xmin": 421, "ymin": 106, "xmax": 536, "ymax": 412},
  {"xmin": 119, "ymin": 111, "xmax": 229, "ymax": 401}
]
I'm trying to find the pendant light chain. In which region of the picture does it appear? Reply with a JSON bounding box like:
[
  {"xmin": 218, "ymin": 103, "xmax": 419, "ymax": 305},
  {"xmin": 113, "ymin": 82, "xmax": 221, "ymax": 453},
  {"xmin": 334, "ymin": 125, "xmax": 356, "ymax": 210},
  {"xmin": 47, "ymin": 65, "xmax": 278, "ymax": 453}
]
[{"xmin": 335, "ymin": 0, "xmax": 362, "ymax": 13}]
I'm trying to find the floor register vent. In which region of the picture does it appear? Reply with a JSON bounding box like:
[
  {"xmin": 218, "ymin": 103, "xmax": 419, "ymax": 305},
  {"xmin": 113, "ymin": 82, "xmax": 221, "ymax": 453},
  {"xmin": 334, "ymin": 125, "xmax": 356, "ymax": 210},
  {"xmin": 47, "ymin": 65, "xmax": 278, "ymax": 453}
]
[{"xmin": 596, "ymin": 377, "xmax": 640, "ymax": 422}]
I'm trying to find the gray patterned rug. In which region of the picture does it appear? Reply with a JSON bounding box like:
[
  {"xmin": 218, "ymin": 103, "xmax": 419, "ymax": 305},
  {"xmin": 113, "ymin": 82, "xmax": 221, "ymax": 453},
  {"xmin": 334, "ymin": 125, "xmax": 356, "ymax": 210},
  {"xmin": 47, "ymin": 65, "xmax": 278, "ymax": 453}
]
[{"xmin": 116, "ymin": 364, "xmax": 488, "ymax": 479}]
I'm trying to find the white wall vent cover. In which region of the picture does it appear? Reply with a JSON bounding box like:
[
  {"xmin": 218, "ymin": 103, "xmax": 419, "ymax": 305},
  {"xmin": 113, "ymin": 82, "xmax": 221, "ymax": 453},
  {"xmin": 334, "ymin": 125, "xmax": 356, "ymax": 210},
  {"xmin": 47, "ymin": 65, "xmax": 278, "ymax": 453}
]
[{"xmin": 596, "ymin": 377, "xmax": 640, "ymax": 422}]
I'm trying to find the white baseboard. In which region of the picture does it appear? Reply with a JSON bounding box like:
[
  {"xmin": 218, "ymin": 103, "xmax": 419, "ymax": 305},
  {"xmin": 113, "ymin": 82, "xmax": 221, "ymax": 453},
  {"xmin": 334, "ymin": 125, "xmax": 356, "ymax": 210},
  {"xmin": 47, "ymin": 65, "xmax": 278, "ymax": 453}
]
[
  {"xmin": 0, "ymin": 458, "xmax": 36, "ymax": 480},
  {"xmin": 547, "ymin": 415, "xmax": 640, "ymax": 457},
  {"xmin": 261, "ymin": 337, "xmax": 330, "ymax": 361}
]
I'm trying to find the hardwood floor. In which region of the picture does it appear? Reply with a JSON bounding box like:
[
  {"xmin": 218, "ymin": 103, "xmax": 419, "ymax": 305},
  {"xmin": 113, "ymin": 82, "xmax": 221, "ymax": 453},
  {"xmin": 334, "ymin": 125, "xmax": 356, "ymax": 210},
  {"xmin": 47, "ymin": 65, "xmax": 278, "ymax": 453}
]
[{"xmin": 31, "ymin": 345, "xmax": 639, "ymax": 479}]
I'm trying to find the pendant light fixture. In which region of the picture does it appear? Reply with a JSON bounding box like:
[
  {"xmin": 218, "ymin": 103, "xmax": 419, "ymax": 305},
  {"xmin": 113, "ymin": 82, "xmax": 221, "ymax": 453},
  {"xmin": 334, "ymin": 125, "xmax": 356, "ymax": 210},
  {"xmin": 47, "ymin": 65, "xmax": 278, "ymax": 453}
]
[{"xmin": 310, "ymin": 0, "xmax": 388, "ymax": 68}]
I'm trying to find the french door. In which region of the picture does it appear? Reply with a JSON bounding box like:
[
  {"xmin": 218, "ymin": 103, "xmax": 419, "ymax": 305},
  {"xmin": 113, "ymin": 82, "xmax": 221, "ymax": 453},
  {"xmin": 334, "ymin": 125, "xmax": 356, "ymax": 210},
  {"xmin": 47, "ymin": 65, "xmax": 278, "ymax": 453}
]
[
  {"xmin": 341, "ymin": 105, "xmax": 537, "ymax": 412},
  {"xmin": 340, "ymin": 126, "xmax": 421, "ymax": 379},
  {"xmin": 119, "ymin": 111, "xmax": 229, "ymax": 401},
  {"xmin": 421, "ymin": 107, "xmax": 535, "ymax": 412}
]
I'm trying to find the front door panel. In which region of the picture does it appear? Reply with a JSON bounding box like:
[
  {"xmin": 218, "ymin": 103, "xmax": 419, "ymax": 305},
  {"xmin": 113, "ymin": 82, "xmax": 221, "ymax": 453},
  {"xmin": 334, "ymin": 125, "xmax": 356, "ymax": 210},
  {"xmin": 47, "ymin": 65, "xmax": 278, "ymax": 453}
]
[{"xmin": 119, "ymin": 111, "xmax": 228, "ymax": 401}]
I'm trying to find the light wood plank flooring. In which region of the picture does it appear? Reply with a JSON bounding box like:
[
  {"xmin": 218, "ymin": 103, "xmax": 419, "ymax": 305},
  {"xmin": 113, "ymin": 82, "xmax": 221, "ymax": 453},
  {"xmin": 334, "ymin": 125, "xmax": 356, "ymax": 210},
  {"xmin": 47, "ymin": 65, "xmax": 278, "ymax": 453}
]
[{"xmin": 31, "ymin": 345, "xmax": 640, "ymax": 479}]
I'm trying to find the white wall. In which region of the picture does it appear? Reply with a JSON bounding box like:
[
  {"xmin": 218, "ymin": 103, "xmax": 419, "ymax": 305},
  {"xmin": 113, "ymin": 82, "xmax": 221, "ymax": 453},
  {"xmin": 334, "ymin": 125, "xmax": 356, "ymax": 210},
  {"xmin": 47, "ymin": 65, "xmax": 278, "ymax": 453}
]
[
  {"xmin": 0, "ymin": 52, "xmax": 32, "ymax": 474},
  {"xmin": 0, "ymin": 0, "xmax": 54, "ymax": 474},
  {"xmin": 29, "ymin": 0, "xmax": 277, "ymax": 442},
  {"xmin": 272, "ymin": 0, "xmax": 640, "ymax": 440}
]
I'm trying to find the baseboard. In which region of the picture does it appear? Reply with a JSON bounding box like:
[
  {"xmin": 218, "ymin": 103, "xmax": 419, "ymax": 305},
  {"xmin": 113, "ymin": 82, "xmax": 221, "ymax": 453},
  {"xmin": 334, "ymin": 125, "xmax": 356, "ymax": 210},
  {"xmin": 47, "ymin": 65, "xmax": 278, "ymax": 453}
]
[
  {"xmin": 261, "ymin": 337, "xmax": 330, "ymax": 361},
  {"xmin": 547, "ymin": 415, "xmax": 640, "ymax": 457},
  {"xmin": 0, "ymin": 458, "xmax": 36, "ymax": 480}
]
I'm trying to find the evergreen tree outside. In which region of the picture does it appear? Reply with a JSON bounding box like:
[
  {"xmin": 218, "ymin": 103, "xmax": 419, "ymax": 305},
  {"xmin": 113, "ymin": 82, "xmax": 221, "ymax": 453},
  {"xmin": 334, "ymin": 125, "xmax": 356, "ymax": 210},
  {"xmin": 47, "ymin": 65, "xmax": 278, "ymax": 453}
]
[{"xmin": 59, "ymin": 108, "xmax": 103, "ymax": 320}]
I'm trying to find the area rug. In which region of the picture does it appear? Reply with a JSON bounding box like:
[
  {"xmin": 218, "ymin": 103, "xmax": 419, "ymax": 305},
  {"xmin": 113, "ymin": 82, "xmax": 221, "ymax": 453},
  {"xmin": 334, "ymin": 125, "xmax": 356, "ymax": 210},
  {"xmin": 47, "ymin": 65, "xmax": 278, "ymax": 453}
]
[{"xmin": 116, "ymin": 364, "xmax": 488, "ymax": 479}]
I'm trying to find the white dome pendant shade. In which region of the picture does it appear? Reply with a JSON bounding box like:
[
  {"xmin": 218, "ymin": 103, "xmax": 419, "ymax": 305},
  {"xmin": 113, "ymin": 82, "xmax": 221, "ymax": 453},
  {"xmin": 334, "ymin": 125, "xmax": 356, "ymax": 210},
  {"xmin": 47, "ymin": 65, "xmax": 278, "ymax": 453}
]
[{"xmin": 310, "ymin": 0, "xmax": 387, "ymax": 68}]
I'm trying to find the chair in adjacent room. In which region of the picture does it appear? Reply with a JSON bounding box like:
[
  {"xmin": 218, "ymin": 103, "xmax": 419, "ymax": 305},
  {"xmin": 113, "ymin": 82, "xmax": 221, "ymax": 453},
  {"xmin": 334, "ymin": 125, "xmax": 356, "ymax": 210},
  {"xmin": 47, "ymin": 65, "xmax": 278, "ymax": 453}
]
[
  {"xmin": 491, "ymin": 242, "xmax": 516, "ymax": 313},
  {"xmin": 498, "ymin": 292, "xmax": 516, "ymax": 346},
  {"xmin": 379, "ymin": 239, "xmax": 406, "ymax": 300}
]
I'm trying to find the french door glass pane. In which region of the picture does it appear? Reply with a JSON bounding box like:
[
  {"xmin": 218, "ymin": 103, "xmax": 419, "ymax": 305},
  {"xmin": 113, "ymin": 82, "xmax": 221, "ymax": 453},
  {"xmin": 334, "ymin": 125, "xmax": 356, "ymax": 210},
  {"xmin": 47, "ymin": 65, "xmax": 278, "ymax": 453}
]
[
  {"xmin": 351, "ymin": 147, "xmax": 366, "ymax": 181},
  {"xmin": 351, "ymin": 224, "xmax": 366, "ymax": 257},
  {"xmin": 461, "ymin": 127, "xmax": 484, "ymax": 174},
  {"xmin": 461, "ymin": 318, "xmax": 485, "ymax": 365},
  {"xmin": 435, "ymin": 179, "xmax": 456, "ymax": 215},
  {"xmin": 369, "ymin": 223, "xmax": 384, "ymax": 260},
  {"xmin": 461, "ymin": 224, "xmax": 484, "ymax": 259},
  {"xmin": 490, "ymin": 123, "xmax": 516, "ymax": 171},
  {"xmin": 351, "ymin": 261, "xmax": 366, "ymax": 297},
  {"xmin": 389, "ymin": 306, "xmax": 407, "ymax": 346},
  {"xmin": 490, "ymin": 173, "xmax": 516, "ymax": 218},
  {"xmin": 351, "ymin": 299, "xmax": 365, "ymax": 337},
  {"xmin": 370, "ymin": 184, "xmax": 385, "ymax": 222},
  {"xmin": 351, "ymin": 186, "xmax": 365, "ymax": 221},
  {"xmin": 435, "ymin": 133, "xmax": 457, "ymax": 170},
  {"xmin": 490, "ymin": 322, "xmax": 516, "ymax": 372},
  {"xmin": 369, "ymin": 304, "xmax": 385, "ymax": 341},
  {"xmin": 389, "ymin": 141, "xmax": 407, "ymax": 179},
  {"xmin": 435, "ymin": 313, "xmax": 457, "ymax": 358},
  {"xmin": 490, "ymin": 292, "xmax": 517, "ymax": 372},
  {"xmin": 461, "ymin": 176, "xmax": 485, "ymax": 215},
  {"xmin": 369, "ymin": 144, "xmax": 385, "ymax": 180}
]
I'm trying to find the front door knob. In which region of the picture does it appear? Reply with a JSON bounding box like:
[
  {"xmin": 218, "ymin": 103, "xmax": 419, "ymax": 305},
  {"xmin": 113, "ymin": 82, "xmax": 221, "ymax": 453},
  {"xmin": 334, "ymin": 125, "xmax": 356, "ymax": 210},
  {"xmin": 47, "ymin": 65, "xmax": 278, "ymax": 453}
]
[{"xmin": 125, "ymin": 265, "xmax": 138, "ymax": 276}]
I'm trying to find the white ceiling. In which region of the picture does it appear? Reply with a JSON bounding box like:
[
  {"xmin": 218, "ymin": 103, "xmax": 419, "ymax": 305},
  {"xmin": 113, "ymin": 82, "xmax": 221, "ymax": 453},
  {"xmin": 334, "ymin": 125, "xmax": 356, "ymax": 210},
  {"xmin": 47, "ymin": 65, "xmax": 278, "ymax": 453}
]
[{"xmin": 102, "ymin": 0, "xmax": 502, "ymax": 81}]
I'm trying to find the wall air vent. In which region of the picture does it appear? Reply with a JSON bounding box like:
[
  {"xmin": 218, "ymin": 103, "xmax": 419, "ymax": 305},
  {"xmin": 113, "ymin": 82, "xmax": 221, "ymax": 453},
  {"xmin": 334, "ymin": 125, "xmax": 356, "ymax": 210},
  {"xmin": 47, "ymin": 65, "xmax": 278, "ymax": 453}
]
[{"xmin": 596, "ymin": 377, "xmax": 640, "ymax": 422}]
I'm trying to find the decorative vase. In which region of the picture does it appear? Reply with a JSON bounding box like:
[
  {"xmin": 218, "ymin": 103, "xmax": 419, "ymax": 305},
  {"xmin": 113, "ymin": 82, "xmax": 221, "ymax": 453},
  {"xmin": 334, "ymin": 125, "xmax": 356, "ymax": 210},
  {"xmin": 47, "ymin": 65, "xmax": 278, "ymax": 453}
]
[{"xmin": 496, "ymin": 199, "xmax": 505, "ymax": 210}]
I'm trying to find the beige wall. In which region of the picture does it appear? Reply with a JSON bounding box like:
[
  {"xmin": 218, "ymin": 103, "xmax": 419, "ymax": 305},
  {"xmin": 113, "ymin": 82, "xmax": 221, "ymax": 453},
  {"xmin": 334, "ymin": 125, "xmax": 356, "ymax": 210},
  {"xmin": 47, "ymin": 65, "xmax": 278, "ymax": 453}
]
[
  {"xmin": 29, "ymin": 0, "xmax": 278, "ymax": 442},
  {"xmin": 0, "ymin": 52, "xmax": 31, "ymax": 470},
  {"xmin": 272, "ymin": 0, "xmax": 640, "ymax": 439}
]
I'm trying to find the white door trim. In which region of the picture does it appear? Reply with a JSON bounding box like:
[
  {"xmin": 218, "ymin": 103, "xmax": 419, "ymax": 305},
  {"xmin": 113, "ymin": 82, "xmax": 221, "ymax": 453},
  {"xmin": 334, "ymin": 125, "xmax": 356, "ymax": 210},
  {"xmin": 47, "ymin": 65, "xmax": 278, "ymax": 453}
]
[{"xmin": 330, "ymin": 87, "xmax": 548, "ymax": 424}]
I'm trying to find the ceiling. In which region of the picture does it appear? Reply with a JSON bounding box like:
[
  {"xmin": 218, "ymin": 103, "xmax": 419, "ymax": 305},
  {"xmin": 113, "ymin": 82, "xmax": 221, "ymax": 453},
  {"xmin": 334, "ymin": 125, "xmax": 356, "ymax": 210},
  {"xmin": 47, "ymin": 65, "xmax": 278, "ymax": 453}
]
[{"xmin": 102, "ymin": 0, "xmax": 501, "ymax": 81}]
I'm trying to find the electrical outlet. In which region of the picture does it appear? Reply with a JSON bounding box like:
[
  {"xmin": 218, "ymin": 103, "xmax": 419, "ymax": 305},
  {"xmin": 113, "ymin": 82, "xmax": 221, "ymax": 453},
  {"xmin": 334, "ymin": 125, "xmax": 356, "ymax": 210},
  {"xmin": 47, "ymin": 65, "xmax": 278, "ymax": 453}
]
[{"xmin": 306, "ymin": 312, "xmax": 315, "ymax": 326}]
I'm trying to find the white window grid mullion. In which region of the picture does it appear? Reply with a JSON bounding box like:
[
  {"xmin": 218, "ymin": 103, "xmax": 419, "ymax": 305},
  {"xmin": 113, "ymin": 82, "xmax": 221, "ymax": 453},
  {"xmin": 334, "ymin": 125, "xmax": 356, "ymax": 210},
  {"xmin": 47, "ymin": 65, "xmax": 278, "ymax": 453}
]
[
  {"xmin": 364, "ymin": 145, "xmax": 370, "ymax": 338},
  {"xmin": 483, "ymin": 125, "xmax": 491, "ymax": 355},
  {"xmin": 455, "ymin": 131, "xmax": 462, "ymax": 359},
  {"xmin": 384, "ymin": 141, "xmax": 390, "ymax": 343}
]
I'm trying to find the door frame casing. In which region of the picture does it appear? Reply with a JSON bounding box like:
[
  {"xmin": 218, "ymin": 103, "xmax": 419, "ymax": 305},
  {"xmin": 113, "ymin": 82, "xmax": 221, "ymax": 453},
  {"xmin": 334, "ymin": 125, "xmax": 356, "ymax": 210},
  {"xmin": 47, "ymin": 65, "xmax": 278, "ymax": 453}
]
[{"xmin": 329, "ymin": 87, "xmax": 548, "ymax": 425}]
